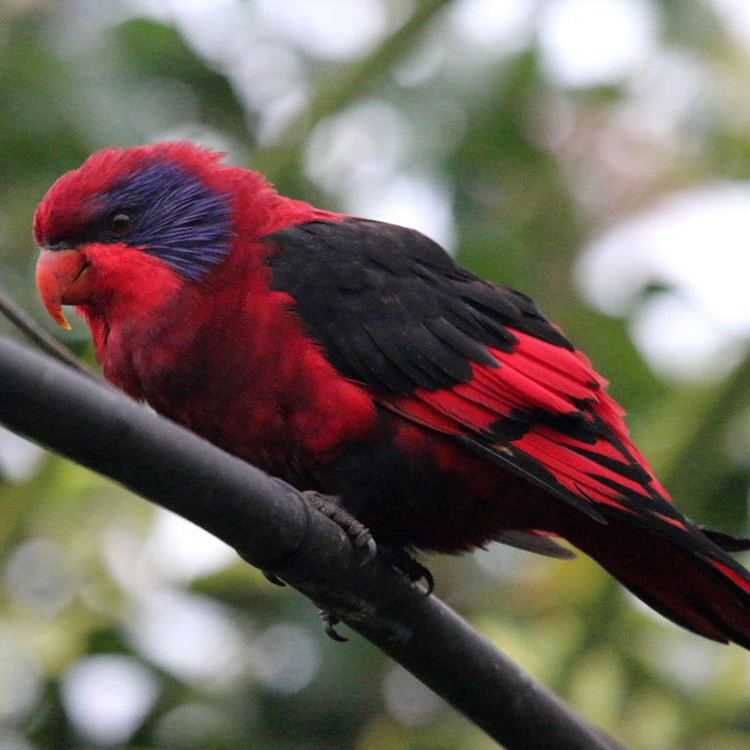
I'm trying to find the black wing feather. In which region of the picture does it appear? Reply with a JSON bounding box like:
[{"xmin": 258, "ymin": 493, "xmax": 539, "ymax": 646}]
[{"xmin": 265, "ymin": 218, "xmax": 571, "ymax": 395}]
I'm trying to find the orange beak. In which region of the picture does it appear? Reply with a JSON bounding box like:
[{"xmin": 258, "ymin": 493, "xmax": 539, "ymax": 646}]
[{"xmin": 36, "ymin": 249, "xmax": 92, "ymax": 330}]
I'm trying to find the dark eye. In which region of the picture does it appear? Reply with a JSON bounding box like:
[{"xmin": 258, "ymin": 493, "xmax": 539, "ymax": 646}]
[{"xmin": 109, "ymin": 213, "xmax": 133, "ymax": 235}]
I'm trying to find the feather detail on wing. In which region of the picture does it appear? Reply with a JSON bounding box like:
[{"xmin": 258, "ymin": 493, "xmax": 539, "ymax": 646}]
[{"xmin": 381, "ymin": 328, "xmax": 679, "ymax": 527}]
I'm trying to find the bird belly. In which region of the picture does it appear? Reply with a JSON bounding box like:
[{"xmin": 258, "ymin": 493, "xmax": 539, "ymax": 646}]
[{"xmin": 315, "ymin": 415, "xmax": 551, "ymax": 553}]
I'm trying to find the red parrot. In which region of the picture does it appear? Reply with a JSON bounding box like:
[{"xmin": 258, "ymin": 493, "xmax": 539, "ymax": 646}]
[{"xmin": 34, "ymin": 142, "xmax": 750, "ymax": 648}]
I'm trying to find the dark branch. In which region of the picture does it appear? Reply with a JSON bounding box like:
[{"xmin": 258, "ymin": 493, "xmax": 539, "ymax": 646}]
[
  {"xmin": 0, "ymin": 335, "xmax": 628, "ymax": 750},
  {"xmin": 0, "ymin": 286, "xmax": 97, "ymax": 379}
]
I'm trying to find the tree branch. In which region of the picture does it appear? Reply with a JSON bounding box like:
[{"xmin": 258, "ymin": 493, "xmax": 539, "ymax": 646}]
[
  {"xmin": 0, "ymin": 335, "xmax": 627, "ymax": 750},
  {"xmin": 0, "ymin": 285, "xmax": 97, "ymax": 379}
]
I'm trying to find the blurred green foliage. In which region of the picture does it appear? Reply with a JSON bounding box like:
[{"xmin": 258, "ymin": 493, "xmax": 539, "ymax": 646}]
[{"xmin": 0, "ymin": 1, "xmax": 749, "ymax": 748}]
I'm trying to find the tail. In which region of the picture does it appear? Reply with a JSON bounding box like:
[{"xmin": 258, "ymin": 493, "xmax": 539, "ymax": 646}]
[{"xmin": 565, "ymin": 510, "xmax": 750, "ymax": 649}]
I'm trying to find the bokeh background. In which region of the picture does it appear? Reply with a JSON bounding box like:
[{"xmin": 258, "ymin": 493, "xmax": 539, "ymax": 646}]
[{"xmin": 1, "ymin": 0, "xmax": 750, "ymax": 748}]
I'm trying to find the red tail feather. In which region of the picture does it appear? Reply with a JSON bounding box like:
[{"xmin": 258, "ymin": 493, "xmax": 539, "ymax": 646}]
[{"xmin": 566, "ymin": 512, "xmax": 750, "ymax": 648}]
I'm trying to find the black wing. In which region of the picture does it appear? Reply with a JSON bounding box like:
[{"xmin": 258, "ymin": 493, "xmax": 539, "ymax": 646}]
[
  {"xmin": 264, "ymin": 217, "xmax": 658, "ymax": 526},
  {"xmin": 265, "ymin": 218, "xmax": 571, "ymax": 396}
]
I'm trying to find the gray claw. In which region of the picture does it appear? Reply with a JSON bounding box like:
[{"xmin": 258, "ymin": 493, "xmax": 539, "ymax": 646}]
[{"xmin": 320, "ymin": 610, "xmax": 348, "ymax": 642}]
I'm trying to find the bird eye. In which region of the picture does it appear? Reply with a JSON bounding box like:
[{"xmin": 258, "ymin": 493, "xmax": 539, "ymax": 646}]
[{"xmin": 109, "ymin": 213, "xmax": 133, "ymax": 235}]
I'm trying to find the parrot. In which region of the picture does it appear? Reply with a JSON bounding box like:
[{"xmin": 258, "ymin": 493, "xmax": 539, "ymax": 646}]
[{"xmin": 34, "ymin": 142, "xmax": 750, "ymax": 648}]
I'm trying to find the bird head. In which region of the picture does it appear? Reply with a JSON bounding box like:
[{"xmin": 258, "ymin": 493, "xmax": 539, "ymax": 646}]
[{"xmin": 34, "ymin": 142, "xmax": 278, "ymax": 330}]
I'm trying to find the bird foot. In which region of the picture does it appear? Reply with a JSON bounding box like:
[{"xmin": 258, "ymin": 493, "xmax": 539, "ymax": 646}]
[
  {"xmin": 300, "ymin": 491, "xmax": 377, "ymax": 566},
  {"xmin": 261, "ymin": 491, "xmax": 432, "ymax": 642},
  {"xmin": 303, "ymin": 492, "xmax": 380, "ymax": 643},
  {"xmin": 379, "ymin": 545, "xmax": 434, "ymax": 595},
  {"xmin": 302, "ymin": 493, "xmax": 434, "ymax": 598},
  {"xmin": 257, "ymin": 491, "xmax": 375, "ymax": 590}
]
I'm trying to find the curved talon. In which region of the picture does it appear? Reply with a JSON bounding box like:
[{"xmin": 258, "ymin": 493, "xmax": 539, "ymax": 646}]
[
  {"xmin": 320, "ymin": 610, "xmax": 348, "ymax": 642},
  {"xmin": 263, "ymin": 570, "xmax": 286, "ymax": 587},
  {"xmin": 380, "ymin": 545, "xmax": 435, "ymax": 595},
  {"xmin": 414, "ymin": 563, "xmax": 434, "ymax": 596},
  {"xmin": 402, "ymin": 557, "xmax": 434, "ymax": 595},
  {"xmin": 356, "ymin": 533, "xmax": 378, "ymax": 567}
]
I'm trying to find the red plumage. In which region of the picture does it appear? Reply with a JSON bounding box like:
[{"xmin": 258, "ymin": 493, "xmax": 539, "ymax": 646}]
[{"xmin": 34, "ymin": 142, "xmax": 750, "ymax": 649}]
